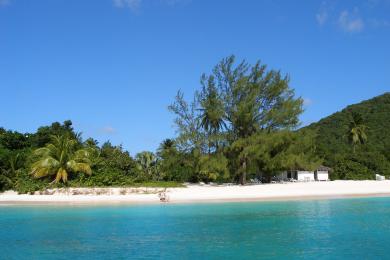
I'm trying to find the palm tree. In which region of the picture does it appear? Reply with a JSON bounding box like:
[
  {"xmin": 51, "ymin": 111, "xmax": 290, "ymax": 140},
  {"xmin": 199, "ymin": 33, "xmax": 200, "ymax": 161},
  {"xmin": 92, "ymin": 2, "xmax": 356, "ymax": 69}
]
[
  {"xmin": 198, "ymin": 76, "xmax": 226, "ymax": 153},
  {"xmin": 31, "ymin": 135, "xmax": 92, "ymax": 183},
  {"xmin": 157, "ymin": 139, "xmax": 175, "ymax": 158},
  {"xmin": 0, "ymin": 169, "xmax": 13, "ymax": 191},
  {"xmin": 0, "ymin": 153, "xmax": 23, "ymax": 191},
  {"xmin": 348, "ymin": 112, "xmax": 368, "ymax": 153},
  {"xmin": 135, "ymin": 151, "xmax": 159, "ymax": 180},
  {"xmin": 160, "ymin": 139, "xmax": 175, "ymax": 151}
]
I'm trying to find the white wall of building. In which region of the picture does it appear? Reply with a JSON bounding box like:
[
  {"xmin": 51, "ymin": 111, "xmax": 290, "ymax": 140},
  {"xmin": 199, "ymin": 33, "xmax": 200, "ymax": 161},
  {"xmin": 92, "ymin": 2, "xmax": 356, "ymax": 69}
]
[
  {"xmin": 316, "ymin": 171, "xmax": 329, "ymax": 181},
  {"xmin": 297, "ymin": 171, "xmax": 315, "ymax": 181}
]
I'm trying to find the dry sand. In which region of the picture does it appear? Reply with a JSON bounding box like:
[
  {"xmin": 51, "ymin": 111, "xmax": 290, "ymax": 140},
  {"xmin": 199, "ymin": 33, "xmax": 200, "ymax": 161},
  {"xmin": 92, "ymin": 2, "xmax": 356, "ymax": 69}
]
[{"xmin": 1, "ymin": 180, "xmax": 390, "ymax": 205}]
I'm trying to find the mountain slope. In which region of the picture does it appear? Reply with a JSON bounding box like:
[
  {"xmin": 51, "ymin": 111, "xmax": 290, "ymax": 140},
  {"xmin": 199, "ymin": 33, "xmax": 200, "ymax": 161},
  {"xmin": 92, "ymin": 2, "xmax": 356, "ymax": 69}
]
[{"xmin": 305, "ymin": 92, "xmax": 390, "ymax": 179}]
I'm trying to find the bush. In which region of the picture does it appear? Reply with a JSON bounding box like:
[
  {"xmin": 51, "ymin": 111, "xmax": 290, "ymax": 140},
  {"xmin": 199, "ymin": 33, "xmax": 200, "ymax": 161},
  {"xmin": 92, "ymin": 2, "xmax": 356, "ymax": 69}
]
[
  {"xmin": 198, "ymin": 154, "xmax": 229, "ymax": 183},
  {"xmin": 69, "ymin": 168, "xmax": 135, "ymax": 187},
  {"xmin": 14, "ymin": 169, "xmax": 49, "ymax": 194},
  {"xmin": 333, "ymin": 159, "xmax": 373, "ymax": 180},
  {"xmin": 130, "ymin": 181, "xmax": 184, "ymax": 188}
]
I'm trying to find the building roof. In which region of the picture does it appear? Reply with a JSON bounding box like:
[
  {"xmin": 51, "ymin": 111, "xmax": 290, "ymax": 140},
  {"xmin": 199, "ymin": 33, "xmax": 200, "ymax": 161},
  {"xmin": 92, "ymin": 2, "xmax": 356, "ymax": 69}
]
[{"xmin": 317, "ymin": 165, "xmax": 331, "ymax": 171}]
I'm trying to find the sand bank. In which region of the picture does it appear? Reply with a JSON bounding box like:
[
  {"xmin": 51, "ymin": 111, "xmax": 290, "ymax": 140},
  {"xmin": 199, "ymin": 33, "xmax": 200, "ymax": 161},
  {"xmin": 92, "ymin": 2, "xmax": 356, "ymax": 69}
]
[{"xmin": 1, "ymin": 180, "xmax": 390, "ymax": 205}]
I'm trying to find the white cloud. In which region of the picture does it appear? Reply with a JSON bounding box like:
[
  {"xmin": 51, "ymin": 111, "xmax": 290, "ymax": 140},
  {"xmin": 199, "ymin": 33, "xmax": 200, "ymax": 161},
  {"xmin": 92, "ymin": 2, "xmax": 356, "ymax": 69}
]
[
  {"xmin": 303, "ymin": 98, "xmax": 313, "ymax": 106},
  {"xmin": 382, "ymin": 20, "xmax": 390, "ymax": 27},
  {"xmin": 366, "ymin": 0, "xmax": 390, "ymax": 8},
  {"xmin": 316, "ymin": 10, "xmax": 328, "ymax": 26},
  {"xmin": 338, "ymin": 8, "xmax": 365, "ymax": 33},
  {"xmin": 316, "ymin": 2, "xmax": 329, "ymax": 26},
  {"xmin": 113, "ymin": 0, "xmax": 141, "ymax": 11},
  {"xmin": 369, "ymin": 18, "xmax": 390, "ymax": 28},
  {"xmin": 0, "ymin": 0, "xmax": 9, "ymax": 6},
  {"xmin": 316, "ymin": 1, "xmax": 389, "ymax": 32},
  {"xmin": 101, "ymin": 126, "xmax": 116, "ymax": 134},
  {"xmin": 164, "ymin": 0, "xmax": 190, "ymax": 6},
  {"xmin": 113, "ymin": 0, "xmax": 189, "ymax": 11}
]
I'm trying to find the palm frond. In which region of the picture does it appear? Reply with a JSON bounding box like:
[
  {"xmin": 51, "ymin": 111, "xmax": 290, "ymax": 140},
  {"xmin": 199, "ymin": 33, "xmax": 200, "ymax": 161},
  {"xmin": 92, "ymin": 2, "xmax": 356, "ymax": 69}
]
[
  {"xmin": 0, "ymin": 174, "xmax": 13, "ymax": 185},
  {"xmin": 33, "ymin": 147, "xmax": 51, "ymax": 156},
  {"xmin": 73, "ymin": 149, "xmax": 92, "ymax": 161},
  {"xmin": 31, "ymin": 134, "xmax": 93, "ymax": 183},
  {"xmin": 32, "ymin": 167, "xmax": 51, "ymax": 178},
  {"xmin": 32, "ymin": 157, "xmax": 59, "ymax": 169},
  {"xmin": 66, "ymin": 160, "xmax": 92, "ymax": 175},
  {"xmin": 31, "ymin": 157, "xmax": 60, "ymax": 179}
]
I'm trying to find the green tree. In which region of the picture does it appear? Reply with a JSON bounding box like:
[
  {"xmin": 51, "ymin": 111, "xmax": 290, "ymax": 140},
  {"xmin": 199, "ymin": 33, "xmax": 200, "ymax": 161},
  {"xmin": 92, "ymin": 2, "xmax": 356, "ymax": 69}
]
[
  {"xmin": 211, "ymin": 56, "xmax": 303, "ymax": 138},
  {"xmin": 135, "ymin": 151, "xmax": 160, "ymax": 181},
  {"xmin": 31, "ymin": 135, "xmax": 92, "ymax": 183},
  {"xmin": 157, "ymin": 139, "xmax": 195, "ymax": 182},
  {"xmin": 304, "ymin": 93, "xmax": 390, "ymax": 179},
  {"xmin": 198, "ymin": 75, "xmax": 226, "ymax": 153},
  {"xmin": 169, "ymin": 91, "xmax": 207, "ymax": 152},
  {"xmin": 159, "ymin": 139, "xmax": 175, "ymax": 152},
  {"xmin": 0, "ymin": 128, "xmax": 30, "ymax": 150},
  {"xmin": 348, "ymin": 112, "xmax": 368, "ymax": 153},
  {"xmin": 169, "ymin": 56, "xmax": 305, "ymax": 184},
  {"xmin": 211, "ymin": 56, "xmax": 304, "ymax": 183},
  {"xmin": 30, "ymin": 120, "xmax": 80, "ymax": 148},
  {"xmin": 100, "ymin": 141, "xmax": 137, "ymax": 173},
  {"xmin": 0, "ymin": 153, "xmax": 16, "ymax": 192},
  {"xmin": 333, "ymin": 158, "xmax": 372, "ymax": 180},
  {"xmin": 231, "ymin": 130, "xmax": 321, "ymax": 183},
  {"xmin": 198, "ymin": 153, "xmax": 229, "ymax": 183}
]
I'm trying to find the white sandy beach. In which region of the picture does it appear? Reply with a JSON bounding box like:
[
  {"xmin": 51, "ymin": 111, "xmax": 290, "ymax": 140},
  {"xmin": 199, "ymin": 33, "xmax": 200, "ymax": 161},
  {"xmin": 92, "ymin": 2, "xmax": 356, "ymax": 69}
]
[{"xmin": 1, "ymin": 180, "xmax": 390, "ymax": 205}]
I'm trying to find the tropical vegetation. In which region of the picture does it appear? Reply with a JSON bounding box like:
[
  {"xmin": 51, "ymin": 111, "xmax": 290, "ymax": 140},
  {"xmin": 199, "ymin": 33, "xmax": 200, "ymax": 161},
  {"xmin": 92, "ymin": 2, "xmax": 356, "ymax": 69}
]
[
  {"xmin": 304, "ymin": 92, "xmax": 390, "ymax": 180},
  {"xmin": 31, "ymin": 135, "xmax": 92, "ymax": 183},
  {"xmin": 0, "ymin": 56, "xmax": 388, "ymax": 193}
]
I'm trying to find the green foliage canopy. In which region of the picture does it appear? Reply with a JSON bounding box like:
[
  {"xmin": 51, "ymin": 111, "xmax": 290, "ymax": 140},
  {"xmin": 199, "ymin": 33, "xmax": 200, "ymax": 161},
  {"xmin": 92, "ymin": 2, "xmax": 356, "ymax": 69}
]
[
  {"xmin": 305, "ymin": 92, "xmax": 390, "ymax": 179},
  {"xmin": 31, "ymin": 135, "xmax": 92, "ymax": 183}
]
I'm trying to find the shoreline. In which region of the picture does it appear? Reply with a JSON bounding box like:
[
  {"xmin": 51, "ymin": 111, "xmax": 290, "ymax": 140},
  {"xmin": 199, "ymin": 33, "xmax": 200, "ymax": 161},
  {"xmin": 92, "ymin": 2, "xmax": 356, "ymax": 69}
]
[
  {"xmin": 1, "ymin": 180, "xmax": 390, "ymax": 206},
  {"xmin": 2, "ymin": 193, "xmax": 390, "ymax": 207}
]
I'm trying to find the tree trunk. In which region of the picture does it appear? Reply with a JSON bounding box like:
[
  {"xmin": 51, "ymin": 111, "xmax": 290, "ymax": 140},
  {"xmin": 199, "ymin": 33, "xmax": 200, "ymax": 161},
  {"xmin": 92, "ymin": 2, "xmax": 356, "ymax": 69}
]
[
  {"xmin": 240, "ymin": 159, "xmax": 247, "ymax": 185},
  {"xmin": 208, "ymin": 132, "xmax": 211, "ymax": 155}
]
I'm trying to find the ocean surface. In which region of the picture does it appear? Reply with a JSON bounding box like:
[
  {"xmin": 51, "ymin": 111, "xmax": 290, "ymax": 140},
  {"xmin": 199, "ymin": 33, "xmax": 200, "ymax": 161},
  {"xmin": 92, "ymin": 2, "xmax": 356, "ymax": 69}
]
[{"xmin": 1, "ymin": 197, "xmax": 390, "ymax": 259}]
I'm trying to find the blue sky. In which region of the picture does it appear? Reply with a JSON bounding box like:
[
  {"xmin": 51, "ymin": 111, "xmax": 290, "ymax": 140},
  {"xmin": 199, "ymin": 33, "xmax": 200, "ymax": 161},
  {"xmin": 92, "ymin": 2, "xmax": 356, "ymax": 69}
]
[{"xmin": 0, "ymin": 0, "xmax": 389, "ymax": 154}]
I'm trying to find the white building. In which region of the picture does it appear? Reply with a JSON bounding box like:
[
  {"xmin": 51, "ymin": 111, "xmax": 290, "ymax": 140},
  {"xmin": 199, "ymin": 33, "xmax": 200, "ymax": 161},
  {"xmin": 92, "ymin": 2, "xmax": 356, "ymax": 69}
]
[
  {"xmin": 315, "ymin": 166, "xmax": 331, "ymax": 181},
  {"xmin": 376, "ymin": 174, "xmax": 386, "ymax": 181},
  {"xmin": 278, "ymin": 166, "xmax": 330, "ymax": 182},
  {"xmin": 285, "ymin": 170, "xmax": 315, "ymax": 181}
]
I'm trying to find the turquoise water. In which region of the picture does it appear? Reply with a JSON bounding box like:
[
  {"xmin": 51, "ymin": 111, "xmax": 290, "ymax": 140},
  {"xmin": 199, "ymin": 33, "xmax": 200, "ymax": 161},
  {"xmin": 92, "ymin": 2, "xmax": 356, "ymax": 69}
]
[{"xmin": 1, "ymin": 198, "xmax": 390, "ymax": 259}]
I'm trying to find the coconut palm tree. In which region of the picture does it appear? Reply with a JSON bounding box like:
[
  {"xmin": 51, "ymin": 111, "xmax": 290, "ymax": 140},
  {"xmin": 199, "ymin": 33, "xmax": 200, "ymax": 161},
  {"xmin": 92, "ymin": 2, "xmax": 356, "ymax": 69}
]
[
  {"xmin": 157, "ymin": 139, "xmax": 175, "ymax": 158},
  {"xmin": 0, "ymin": 169, "xmax": 13, "ymax": 191},
  {"xmin": 135, "ymin": 151, "xmax": 159, "ymax": 180},
  {"xmin": 0, "ymin": 153, "xmax": 23, "ymax": 191},
  {"xmin": 31, "ymin": 135, "xmax": 92, "ymax": 183},
  {"xmin": 160, "ymin": 139, "xmax": 175, "ymax": 151},
  {"xmin": 348, "ymin": 112, "xmax": 368, "ymax": 153},
  {"xmin": 198, "ymin": 75, "xmax": 226, "ymax": 152}
]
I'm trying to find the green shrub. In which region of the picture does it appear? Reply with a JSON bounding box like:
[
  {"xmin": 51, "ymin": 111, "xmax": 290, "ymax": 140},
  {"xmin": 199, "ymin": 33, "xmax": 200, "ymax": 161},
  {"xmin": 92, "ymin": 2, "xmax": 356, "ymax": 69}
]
[
  {"xmin": 69, "ymin": 168, "xmax": 135, "ymax": 187},
  {"xmin": 14, "ymin": 169, "xmax": 49, "ymax": 194},
  {"xmin": 333, "ymin": 159, "xmax": 373, "ymax": 180}
]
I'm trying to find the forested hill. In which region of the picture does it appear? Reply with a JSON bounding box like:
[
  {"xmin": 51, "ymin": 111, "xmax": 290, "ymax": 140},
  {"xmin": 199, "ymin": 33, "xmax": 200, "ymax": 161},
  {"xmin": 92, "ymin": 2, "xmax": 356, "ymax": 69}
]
[{"xmin": 304, "ymin": 92, "xmax": 390, "ymax": 179}]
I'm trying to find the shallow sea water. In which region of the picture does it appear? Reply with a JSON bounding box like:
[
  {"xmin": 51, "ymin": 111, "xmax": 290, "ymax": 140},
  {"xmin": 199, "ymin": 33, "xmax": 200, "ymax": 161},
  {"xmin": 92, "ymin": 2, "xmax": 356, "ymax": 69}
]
[{"xmin": 1, "ymin": 197, "xmax": 390, "ymax": 259}]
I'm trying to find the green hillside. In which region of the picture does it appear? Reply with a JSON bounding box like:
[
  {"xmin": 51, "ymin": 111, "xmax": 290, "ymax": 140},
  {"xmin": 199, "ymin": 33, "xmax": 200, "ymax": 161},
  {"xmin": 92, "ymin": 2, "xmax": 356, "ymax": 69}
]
[{"xmin": 305, "ymin": 92, "xmax": 390, "ymax": 180}]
